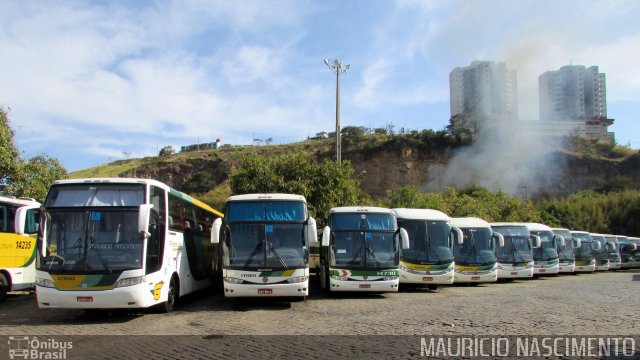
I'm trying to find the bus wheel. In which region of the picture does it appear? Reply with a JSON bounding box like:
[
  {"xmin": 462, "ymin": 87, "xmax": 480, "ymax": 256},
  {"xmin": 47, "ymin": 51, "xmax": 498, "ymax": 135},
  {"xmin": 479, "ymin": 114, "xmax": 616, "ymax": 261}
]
[
  {"xmin": 160, "ymin": 276, "xmax": 179, "ymax": 313},
  {"xmin": 427, "ymin": 284, "xmax": 438, "ymax": 291},
  {"xmin": 0, "ymin": 273, "xmax": 8, "ymax": 302}
]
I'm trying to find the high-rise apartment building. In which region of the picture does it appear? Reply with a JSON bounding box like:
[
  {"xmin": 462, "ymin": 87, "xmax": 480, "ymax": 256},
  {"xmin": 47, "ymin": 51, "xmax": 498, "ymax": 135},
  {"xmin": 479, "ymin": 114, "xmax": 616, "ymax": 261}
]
[
  {"xmin": 538, "ymin": 65, "xmax": 613, "ymax": 142},
  {"xmin": 449, "ymin": 61, "xmax": 518, "ymax": 127},
  {"xmin": 539, "ymin": 65, "xmax": 607, "ymax": 121}
]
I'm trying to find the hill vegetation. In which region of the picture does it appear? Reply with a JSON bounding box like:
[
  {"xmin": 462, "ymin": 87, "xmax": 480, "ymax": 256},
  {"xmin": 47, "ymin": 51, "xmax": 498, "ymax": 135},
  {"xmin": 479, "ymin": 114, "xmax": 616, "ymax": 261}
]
[{"xmin": 67, "ymin": 130, "xmax": 639, "ymax": 235}]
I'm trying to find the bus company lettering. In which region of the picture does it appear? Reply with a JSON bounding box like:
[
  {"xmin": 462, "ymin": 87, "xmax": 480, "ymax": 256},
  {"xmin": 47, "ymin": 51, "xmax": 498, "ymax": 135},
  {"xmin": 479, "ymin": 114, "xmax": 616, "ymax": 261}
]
[
  {"xmin": 56, "ymin": 276, "xmax": 76, "ymax": 281},
  {"xmin": 241, "ymin": 274, "xmax": 257, "ymax": 277}
]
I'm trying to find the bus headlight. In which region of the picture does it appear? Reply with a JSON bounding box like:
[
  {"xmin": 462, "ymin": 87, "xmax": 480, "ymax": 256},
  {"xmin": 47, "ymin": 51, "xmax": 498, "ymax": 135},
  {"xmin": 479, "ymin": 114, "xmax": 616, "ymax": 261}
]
[
  {"xmin": 526, "ymin": 263, "xmax": 534, "ymax": 269},
  {"xmin": 496, "ymin": 264, "xmax": 503, "ymax": 269},
  {"xmin": 35, "ymin": 277, "xmax": 55, "ymax": 288},
  {"xmin": 116, "ymin": 276, "xmax": 143, "ymax": 288},
  {"xmin": 224, "ymin": 277, "xmax": 244, "ymax": 284},
  {"xmin": 287, "ymin": 276, "xmax": 308, "ymax": 283}
]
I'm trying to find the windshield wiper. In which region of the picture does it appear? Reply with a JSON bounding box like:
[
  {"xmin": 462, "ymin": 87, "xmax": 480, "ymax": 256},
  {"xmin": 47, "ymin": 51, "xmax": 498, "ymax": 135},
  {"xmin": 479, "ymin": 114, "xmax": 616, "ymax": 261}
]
[
  {"xmin": 512, "ymin": 238, "xmax": 527, "ymax": 264},
  {"xmin": 89, "ymin": 236, "xmax": 112, "ymax": 273},
  {"xmin": 424, "ymin": 224, "xmax": 442, "ymax": 262},
  {"xmin": 245, "ymin": 240, "xmax": 264, "ymax": 268},
  {"xmin": 461, "ymin": 231, "xmax": 476, "ymax": 265},
  {"xmin": 265, "ymin": 241, "xmax": 287, "ymax": 268},
  {"xmin": 365, "ymin": 243, "xmax": 383, "ymax": 268},
  {"xmin": 348, "ymin": 246, "xmax": 363, "ymax": 266}
]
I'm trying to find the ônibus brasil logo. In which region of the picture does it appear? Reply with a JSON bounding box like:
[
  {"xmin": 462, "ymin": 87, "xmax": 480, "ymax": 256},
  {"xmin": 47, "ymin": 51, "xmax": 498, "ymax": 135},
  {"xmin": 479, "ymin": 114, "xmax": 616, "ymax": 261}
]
[{"xmin": 8, "ymin": 336, "xmax": 72, "ymax": 359}]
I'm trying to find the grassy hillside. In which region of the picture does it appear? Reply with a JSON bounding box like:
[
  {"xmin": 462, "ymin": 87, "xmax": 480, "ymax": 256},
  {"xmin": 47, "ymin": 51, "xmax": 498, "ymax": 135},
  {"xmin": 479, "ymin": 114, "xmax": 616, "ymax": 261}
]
[{"xmin": 69, "ymin": 134, "xmax": 639, "ymax": 210}]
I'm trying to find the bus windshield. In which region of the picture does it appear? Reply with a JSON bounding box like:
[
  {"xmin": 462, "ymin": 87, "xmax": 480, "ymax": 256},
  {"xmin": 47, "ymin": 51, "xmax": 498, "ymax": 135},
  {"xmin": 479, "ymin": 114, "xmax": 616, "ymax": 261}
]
[
  {"xmin": 453, "ymin": 227, "xmax": 495, "ymax": 265},
  {"xmin": 493, "ymin": 226, "xmax": 533, "ymax": 263},
  {"xmin": 39, "ymin": 209, "xmax": 143, "ymax": 273},
  {"xmin": 225, "ymin": 223, "xmax": 306, "ymax": 269},
  {"xmin": 225, "ymin": 201, "xmax": 306, "ymax": 222},
  {"xmin": 398, "ymin": 219, "xmax": 452, "ymax": 264},
  {"xmin": 330, "ymin": 213, "xmax": 398, "ymax": 269},
  {"xmin": 530, "ymin": 230, "xmax": 558, "ymax": 261}
]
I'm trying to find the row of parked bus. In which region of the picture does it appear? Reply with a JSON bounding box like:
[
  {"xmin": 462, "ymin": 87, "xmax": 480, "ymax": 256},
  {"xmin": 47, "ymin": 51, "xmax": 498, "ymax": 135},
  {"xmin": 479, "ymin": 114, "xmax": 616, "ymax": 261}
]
[{"xmin": 1, "ymin": 178, "xmax": 638, "ymax": 312}]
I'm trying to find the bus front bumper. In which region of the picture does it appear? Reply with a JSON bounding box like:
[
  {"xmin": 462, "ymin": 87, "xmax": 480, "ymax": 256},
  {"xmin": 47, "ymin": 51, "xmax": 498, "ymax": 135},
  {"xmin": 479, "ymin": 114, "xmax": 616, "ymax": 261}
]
[
  {"xmin": 223, "ymin": 281, "xmax": 308, "ymax": 298},
  {"xmin": 497, "ymin": 267, "xmax": 533, "ymax": 279},
  {"xmin": 399, "ymin": 268, "xmax": 454, "ymax": 285},
  {"xmin": 36, "ymin": 285, "xmax": 149, "ymax": 309},
  {"xmin": 454, "ymin": 270, "xmax": 497, "ymax": 283},
  {"xmin": 558, "ymin": 262, "xmax": 575, "ymax": 273},
  {"xmin": 329, "ymin": 278, "xmax": 399, "ymax": 292}
]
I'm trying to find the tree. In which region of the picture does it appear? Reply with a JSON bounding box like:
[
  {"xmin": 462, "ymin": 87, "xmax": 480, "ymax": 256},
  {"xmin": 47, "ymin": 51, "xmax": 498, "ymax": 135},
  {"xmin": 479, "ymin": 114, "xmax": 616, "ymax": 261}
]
[
  {"xmin": 0, "ymin": 107, "xmax": 20, "ymax": 185},
  {"xmin": 0, "ymin": 106, "xmax": 68, "ymax": 202},
  {"xmin": 8, "ymin": 155, "xmax": 67, "ymax": 201},
  {"xmin": 230, "ymin": 152, "xmax": 365, "ymax": 225},
  {"xmin": 158, "ymin": 146, "xmax": 175, "ymax": 157}
]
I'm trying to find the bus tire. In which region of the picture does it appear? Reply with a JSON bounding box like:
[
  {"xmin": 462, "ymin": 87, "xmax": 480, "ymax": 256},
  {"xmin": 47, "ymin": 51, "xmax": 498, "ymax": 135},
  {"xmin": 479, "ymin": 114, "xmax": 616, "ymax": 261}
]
[
  {"xmin": 160, "ymin": 275, "xmax": 179, "ymax": 313},
  {"xmin": 0, "ymin": 273, "xmax": 9, "ymax": 302}
]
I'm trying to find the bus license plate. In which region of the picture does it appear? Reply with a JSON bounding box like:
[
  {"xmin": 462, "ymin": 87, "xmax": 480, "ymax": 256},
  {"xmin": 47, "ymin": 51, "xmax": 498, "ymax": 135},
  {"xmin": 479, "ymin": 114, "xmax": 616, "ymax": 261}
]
[
  {"xmin": 422, "ymin": 277, "xmax": 433, "ymax": 282},
  {"xmin": 258, "ymin": 289, "xmax": 272, "ymax": 295},
  {"xmin": 77, "ymin": 296, "xmax": 93, "ymax": 302},
  {"xmin": 359, "ymin": 284, "xmax": 371, "ymax": 289},
  {"xmin": 539, "ymin": 269, "xmax": 546, "ymax": 272},
  {"xmin": 471, "ymin": 276, "xmax": 480, "ymax": 280},
  {"xmin": 511, "ymin": 272, "xmax": 518, "ymax": 275}
]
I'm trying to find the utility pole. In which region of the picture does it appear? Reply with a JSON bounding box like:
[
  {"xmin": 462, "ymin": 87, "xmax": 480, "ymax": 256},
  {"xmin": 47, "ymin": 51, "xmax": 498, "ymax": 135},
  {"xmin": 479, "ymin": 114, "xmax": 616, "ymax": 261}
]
[{"xmin": 324, "ymin": 58, "xmax": 350, "ymax": 165}]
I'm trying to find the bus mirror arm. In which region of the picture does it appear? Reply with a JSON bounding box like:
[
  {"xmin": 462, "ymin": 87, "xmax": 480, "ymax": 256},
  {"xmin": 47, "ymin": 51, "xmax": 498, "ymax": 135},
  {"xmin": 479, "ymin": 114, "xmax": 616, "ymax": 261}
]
[
  {"xmin": 556, "ymin": 235, "xmax": 565, "ymax": 248},
  {"xmin": 211, "ymin": 218, "xmax": 222, "ymax": 244},
  {"xmin": 321, "ymin": 226, "xmax": 331, "ymax": 247},
  {"xmin": 138, "ymin": 204, "xmax": 153, "ymax": 238},
  {"xmin": 399, "ymin": 228, "xmax": 410, "ymax": 250},
  {"xmin": 494, "ymin": 232, "xmax": 505, "ymax": 247},
  {"xmin": 574, "ymin": 238, "xmax": 581, "ymax": 248},
  {"xmin": 307, "ymin": 217, "xmax": 318, "ymax": 245},
  {"xmin": 453, "ymin": 227, "xmax": 463, "ymax": 245}
]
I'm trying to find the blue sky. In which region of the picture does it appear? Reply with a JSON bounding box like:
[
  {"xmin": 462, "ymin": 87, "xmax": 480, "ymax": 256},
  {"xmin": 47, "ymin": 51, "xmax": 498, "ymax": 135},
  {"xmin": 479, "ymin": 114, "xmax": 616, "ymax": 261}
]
[{"xmin": 1, "ymin": 0, "xmax": 639, "ymax": 171}]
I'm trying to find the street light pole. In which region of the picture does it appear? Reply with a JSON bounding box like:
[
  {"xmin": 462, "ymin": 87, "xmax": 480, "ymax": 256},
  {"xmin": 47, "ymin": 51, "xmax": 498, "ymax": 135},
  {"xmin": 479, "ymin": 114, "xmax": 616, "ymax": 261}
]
[{"xmin": 324, "ymin": 58, "xmax": 349, "ymax": 166}]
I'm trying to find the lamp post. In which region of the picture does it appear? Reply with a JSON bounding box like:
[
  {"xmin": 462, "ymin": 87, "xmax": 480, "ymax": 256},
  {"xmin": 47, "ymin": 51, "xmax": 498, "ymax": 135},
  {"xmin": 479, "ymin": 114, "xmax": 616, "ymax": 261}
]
[{"xmin": 324, "ymin": 58, "xmax": 349, "ymax": 165}]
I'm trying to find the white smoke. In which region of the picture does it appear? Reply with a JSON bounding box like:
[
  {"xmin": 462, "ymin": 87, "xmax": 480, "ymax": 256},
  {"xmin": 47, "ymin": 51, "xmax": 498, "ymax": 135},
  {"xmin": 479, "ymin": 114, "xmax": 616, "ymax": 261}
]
[{"xmin": 425, "ymin": 119, "xmax": 567, "ymax": 197}]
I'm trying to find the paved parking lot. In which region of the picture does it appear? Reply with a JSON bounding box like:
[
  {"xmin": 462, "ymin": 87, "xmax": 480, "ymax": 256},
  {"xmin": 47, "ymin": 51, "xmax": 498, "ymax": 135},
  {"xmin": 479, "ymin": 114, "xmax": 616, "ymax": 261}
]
[{"xmin": 1, "ymin": 270, "xmax": 638, "ymax": 358}]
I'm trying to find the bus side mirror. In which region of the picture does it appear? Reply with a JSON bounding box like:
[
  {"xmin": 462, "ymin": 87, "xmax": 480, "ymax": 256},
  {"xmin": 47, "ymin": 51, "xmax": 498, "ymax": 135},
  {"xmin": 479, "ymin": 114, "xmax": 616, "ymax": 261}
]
[
  {"xmin": 494, "ymin": 232, "xmax": 505, "ymax": 247},
  {"xmin": 452, "ymin": 227, "xmax": 464, "ymax": 245},
  {"xmin": 400, "ymin": 228, "xmax": 410, "ymax": 250},
  {"xmin": 630, "ymin": 243, "xmax": 637, "ymax": 251},
  {"xmin": 211, "ymin": 218, "xmax": 222, "ymax": 244},
  {"xmin": 307, "ymin": 217, "xmax": 318, "ymax": 245},
  {"xmin": 321, "ymin": 226, "xmax": 331, "ymax": 247},
  {"xmin": 555, "ymin": 235, "xmax": 565, "ymax": 248},
  {"xmin": 532, "ymin": 235, "xmax": 541, "ymax": 248},
  {"xmin": 574, "ymin": 239, "xmax": 581, "ymax": 248},
  {"xmin": 138, "ymin": 204, "xmax": 153, "ymax": 239},
  {"xmin": 607, "ymin": 241, "xmax": 616, "ymax": 250},
  {"xmin": 593, "ymin": 241, "xmax": 601, "ymax": 251},
  {"xmin": 14, "ymin": 206, "xmax": 35, "ymax": 235}
]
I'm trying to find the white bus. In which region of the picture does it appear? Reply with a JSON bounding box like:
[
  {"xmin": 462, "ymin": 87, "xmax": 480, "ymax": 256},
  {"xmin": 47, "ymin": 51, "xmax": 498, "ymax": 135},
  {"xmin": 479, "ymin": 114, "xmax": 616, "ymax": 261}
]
[
  {"xmin": 0, "ymin": 196, "xmax": 41, "ymax": 302},
  {"xmin": 491, "ymin": 223, "xmax": 540, "ymax": 280},
  {"xmin": 616, "ymin": 235, "xmax": 637, "ymax": 269},
  {"xmin": 525, "ymin": 223, "xmax": 563, "ymax": 276},
  {"xmin": 552, "ymin": 228, "xmax": 578, "ymax": 273},
  {"xmin": 392, "ymin": 209, "xmax": 463, "ymax": 290},
  {"xmin": 590, "ymin": 233, "xmax": 611, "ymax": 271},
  {"xmin": 451, "ymin": 217, "xmax": 504, "ymax": 284},
  {"xmin": 604, "ymin": 234, "xmax": 622, "ymax": 270},
  {"xmin": 211, "ymin": 194, "xmax": 316, "ymax": 298},
  {"xmin": 35, "ymin": 178, "xmax": 223, "ymax": 312},
  {"xmin": 629, "ymin": 237, "xmax": 640, "ymax": 268},
  {"xmin": 571, "ymin": 231, "xmax": 600, "ymax": 273},
  {"xmin": 317, "ymin": 207, "xmax": 409, "ymax": 292}
]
